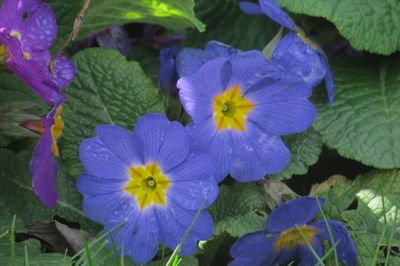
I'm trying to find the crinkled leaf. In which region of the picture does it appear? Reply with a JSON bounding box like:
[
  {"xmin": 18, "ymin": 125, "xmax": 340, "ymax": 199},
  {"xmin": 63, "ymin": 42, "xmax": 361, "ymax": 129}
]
[
  {"xmin": 277, "ymin": 0, "xmax": 400, "ymax": 55},
  {"xmin": 269, "ymin": 128, "xmax": 323, "ymax": 180},
  {"xmin": 313, "ymin": 56, "xmax": 400, "ymax": 168},
  {"xmin": 184, "ymin": 0, "xmax": 278, "ymax": 50},
  {"xmin": 79, "ymin": 0, "xmax": 204, "ymax": 38},
  {"xmin": 208, "ymin": 183, "xmax": 268, "ymax": 237},
  {"xmin": 59, "ymin": 48, "xmax": 164, "ymax": 177}
]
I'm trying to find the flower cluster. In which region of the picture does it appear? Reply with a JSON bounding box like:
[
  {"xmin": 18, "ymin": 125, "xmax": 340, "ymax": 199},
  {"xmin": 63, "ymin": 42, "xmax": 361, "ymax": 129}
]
[
  {"xmin": 0, "ymin": 0, "xmax": 76, "ymax": 207},
  {"xmin": 230, "ymin": 197, "xmax": 357, "ymax": 265},
  {"xmin": 75, "ymin": 0, "xmax": 358, "ymax": 264}
]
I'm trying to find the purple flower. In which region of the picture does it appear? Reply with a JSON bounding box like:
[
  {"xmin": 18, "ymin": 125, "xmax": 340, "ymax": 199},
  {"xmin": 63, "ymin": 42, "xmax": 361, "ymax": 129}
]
[
  {"xmin": 30, "ymin": 104, "xmax": 63, "ymax": 208},
  {"xmin": 178, "ymin": 51, "xmax": 316, "ymax": 182},
  {"xmin": 77, "ymin": 113, "xmax": 219, "ymax": 264},
  {"xmin": 240, "ymin": 0, "xmax": 335, "ymax": 102},
  {"xmin": 230, "ymin": 197, "xmax": 357, "ymax": 266},
  {"xmin": 159, "ymin": 47, "xmax": 181, "ymax": 93},
  {"xmin": 176, "ymin": 40, "xmax": 240, "ymax": 77},
  {"xmin": 0, "ymin": 0, "xmax": 75, "ymax": 105}
]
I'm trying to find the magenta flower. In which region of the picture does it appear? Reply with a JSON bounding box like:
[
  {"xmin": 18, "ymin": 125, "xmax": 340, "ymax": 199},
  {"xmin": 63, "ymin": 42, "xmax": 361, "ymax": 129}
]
[
  {"xmin": 0, "ymin": 0, "xmax": 75, "ymax": 105},
  {"xmin": 30, "ymin": 104, "xmax": 63, "ymax": 208}
]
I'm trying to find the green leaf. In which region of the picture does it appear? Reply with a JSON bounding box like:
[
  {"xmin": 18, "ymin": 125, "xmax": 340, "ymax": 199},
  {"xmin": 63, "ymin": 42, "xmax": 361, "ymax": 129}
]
[
  {"xmin": 0, "ymin": 236, "xmax": 70, "ymax": 265},
  {"xmin": 79, "ymin": 0, "xmax": 204, "ymax": 38},
  {"xmin": 209, "ymin": 183, "xmax": 268, "ymax": 237},
  {"xmin": 313, "ymin": 56, "xmax": 400, "ymax": 168},
  {"xmin": 0, "ymin": 149, "xmax": 98, "ymax": 230},
  {"xmin": 276, "ymin": 0, "xmax": 400, "ymax": 55},
  {"xmin": 183, "ymin": 0, "xmax": 278, "ymax": 50},
  {"xmin": 59, "ymin": 48, "xmax": 165, "ymax": 177},
  {"xmin": 269, "ymin": 128, "xmax": 323, "ymax": 180}
]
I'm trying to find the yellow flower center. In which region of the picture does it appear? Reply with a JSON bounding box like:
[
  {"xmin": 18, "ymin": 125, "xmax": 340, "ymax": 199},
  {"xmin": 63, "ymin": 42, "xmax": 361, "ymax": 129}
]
[
  {"xmin": 123, "ymin": 162, "xmax": 171, "ymax": 210},
  {"xmin": 274, "ymin": 226, "xmax": 318, "ymax": 250},
  {"xmin": 9, "ymin": 30, "xmax": 30, "ymax": 60},
  {"xmin": 296, "ymin": 26, "xmax": 317, "ymax": 49},
  {"xmin": 213, "ymin": 85, "xmax": 254, "ymax": 131},
  {"xmin": 50, "ymin": 106, "xmax": 63, "ymax": 157}
]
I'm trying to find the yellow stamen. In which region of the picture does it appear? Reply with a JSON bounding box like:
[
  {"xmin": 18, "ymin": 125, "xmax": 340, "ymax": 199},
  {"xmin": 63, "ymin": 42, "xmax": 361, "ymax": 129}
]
[
  {"xmin": 275, "ymin": 226, "xmax": 318, "ymax": 250},
  {"xmin": 123, "ymin": 162, "xmax": 171, "ymax": 210},
  {"xmin": 213, "ymin": 85, "xmax": 254, "ymax": 131},
  {"xmin": 10, "ymin": 31, "xmax": 21, "ymax": 40},
  {"xmin": 23, "ymin": 52, "xmax": 30, "ymax": 59},
  {"xmin": 296, "ymin": 26, "xmax": 317, "ymax": 49},
  {"xmin": 50, "ymin": 106, "xmax": 64, "ymax": 157}
]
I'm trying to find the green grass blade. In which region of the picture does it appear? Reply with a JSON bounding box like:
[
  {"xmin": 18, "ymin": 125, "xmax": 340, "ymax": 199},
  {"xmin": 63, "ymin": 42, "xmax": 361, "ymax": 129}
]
[
  {"xmin": 165, "ymin": 199, "xmax": 207, "ymax": 266},
  {"xmin": 295, "ymin": 225, "xmax": 325, "ymax": 265},
  {"xmin": 10, "ymin": 215, "xmax": 16, "ymax": 266},
  {"xmin": 24, "ymin": 245, "xmax": 29, "ymax": 266},
  {"xmin": 316, "ymin": 197, "xmax": 339, "ymax": 265}
]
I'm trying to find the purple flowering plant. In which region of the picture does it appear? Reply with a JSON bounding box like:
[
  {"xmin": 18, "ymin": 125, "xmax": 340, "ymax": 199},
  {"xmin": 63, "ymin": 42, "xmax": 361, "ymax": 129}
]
[{"xmin": 1, "ymin": 0, "xmax": 398, "ymax": 264}]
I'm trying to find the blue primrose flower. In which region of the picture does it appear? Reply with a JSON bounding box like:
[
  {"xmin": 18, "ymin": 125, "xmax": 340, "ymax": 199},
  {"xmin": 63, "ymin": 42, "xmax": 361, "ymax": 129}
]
[
  {"xmin": 159, "ymin": 47, "xmax": 181, "ymax": 93},
  {"xmin": 77, "ymin": 113, "xmax": 219, "ymax": 264},
  {"xmin": 230, "ymin": 197, "xmax": 357, "ymax": 266},
  {"xmin": 240, "ymin": 0, "xmax": 335, "ymax": 102},
  {"xmin": 178, "ymin": 51, "xmax": 316, "ymax": 182}
]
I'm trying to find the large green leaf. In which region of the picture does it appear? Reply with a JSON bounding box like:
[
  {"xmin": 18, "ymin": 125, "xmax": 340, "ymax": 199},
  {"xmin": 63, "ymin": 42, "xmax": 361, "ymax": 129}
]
[
  {"xmin": 313, "ymin": 56, "xmax": 400, "ymax": 168},
  {"xmin": 269, "ymin": 128, "xmax": 323, "ymax": 180},
  {"xmin": 277, "ymin": 0, "xmax": 400, "ymax": 55},
  {"xmin": 79, "ymin": 0, "xmax": 204, "ymax": 38},
  {"xmin": 184, "ymin": 0, "xmax": 278, "ymax": 50},
  {"xmin": 59, "ymin": 48, "xmax": 165, "ymax": 177},
  {"xmin": 208, "ymin": 183, "xmax": 268, "ymax": 237}
]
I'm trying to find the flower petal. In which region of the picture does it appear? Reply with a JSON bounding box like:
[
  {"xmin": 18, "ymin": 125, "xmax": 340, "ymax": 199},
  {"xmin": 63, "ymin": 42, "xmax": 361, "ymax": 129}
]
[
  {"xmin": 76, "ymin": 172, "xmax": 125, "ymax": 196},
  {"xmin": 247, "ymin": 80, "xmax": 316, "ymax": 135},
  {"xmin": 272, "ymin": 33, "xmax": 326, "ymax": 88},
  {"xmin": 157, "ymin": 121, "xmax": 190, "ymax": 172},
  {"xmin": 79, "ymin": 137, "xmax": 129, "ymax": 180},
  {"xmin": 204, "ymin": 40, "xmax": 240, "ymax": 60},
  {"xmin": 1, "ymin": 0, "xmax": 56, "ymax": 51},
  {"xmin": 95, "ymin": 125, "xmax": 142, "ymax": 166},
  {"xmin": 258, "ymin": 0, "xmax": 296, "ymax": 31},
  {"xmin": 81, "ymin": 192, "xmax": 132, "ymax": 224},
  {"xmin": 186, "ymin": 119, "xmax": 233, "ymax": 182},
  {"xmin": 298, "ymin": 239, "xmax": 324, "ymax": 266},
  {"xmin": 266, "ymin": 196, "xmax": 326, "ymax": 233},
  {"xmin": 30, "ymin": 105, "xmax": 60, "ymax": 208},
  {"xmin": 230, "ymin": 231, "xmax": 278, "ymax": 259},
  {"xmin": 132, "ymin": 113, "xmax": 170, "ymax": 164},
  {"xmin": 178, "ymin": 57, "xmax": 230, "ymax": 122},
  {"xmin": 311, "ymin": 220, "xmax": 357, "ymax": 266},
  {"xmin": 176, "ymin": 48, "xmax": 207, "ymax": 77},
  {"xmin": 127, "ymin": 208, "xmax": 160, "ymax": 264},
  {"xmin": 239, "ymin": 2, "xmax": 264, "ymax": 16},
  {"xmin": 162, "ymin": 200, "xmax": 213, "ymax": 255},
  {"xmin": 226, "ymin": 51, "xmax": 282, "ymax": 94},
  {"xmin": 167, "ymin": 180, "xmax": 219, "ymax": 210}
]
